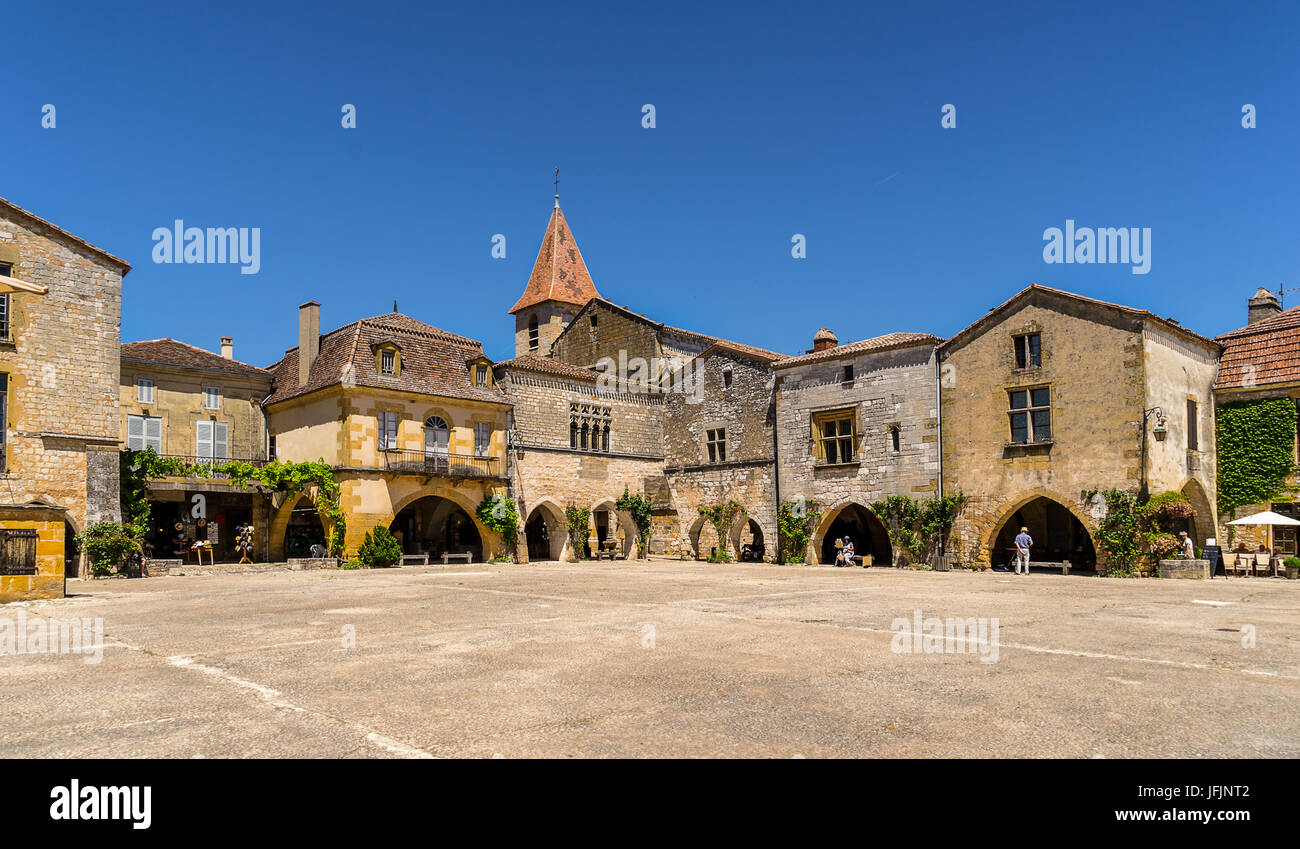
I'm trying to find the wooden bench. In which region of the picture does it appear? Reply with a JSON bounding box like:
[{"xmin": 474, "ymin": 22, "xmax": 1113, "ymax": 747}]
[
  {"xmin": 400, "ymin": 554, "xmax": 429, "ymax": 566},
  {"xmin": 1032, "ymin": 559, "xmax": 1071, "ymax": 575},
  {"xmin": 441, "ymin": 552, "xmax": 473, "ymax": 564}
]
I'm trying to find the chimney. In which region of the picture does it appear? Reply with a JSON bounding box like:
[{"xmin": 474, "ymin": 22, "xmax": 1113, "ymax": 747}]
[
  {"xmin": 1248, "ymin": 287, "xmax": 1281, "ymax": 325},
  {"xmin": 812, "ymin": 328, "xmax": 838, "ymax": 353},
  {"xmin": 298, "ymin": 301, "xmax": 320, "ymax": 386},
  {"xmin": 220, "ymin": 336, "xmax": 233, "ymax": 359}
]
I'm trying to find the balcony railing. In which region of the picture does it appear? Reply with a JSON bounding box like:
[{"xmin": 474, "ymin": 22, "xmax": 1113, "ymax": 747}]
[
  {"xmin": 381, "ymin": 449, "xmax": 501, "ymax": 479},
  {"xmin": 151, "ymin": 454, "xmax": 270, "ymax": 479}
]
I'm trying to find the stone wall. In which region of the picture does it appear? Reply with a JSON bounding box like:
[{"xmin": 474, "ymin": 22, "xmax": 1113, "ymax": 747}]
[{"xmin": 119, "ymin": 364, "xmax": 270, "ymax": 461}]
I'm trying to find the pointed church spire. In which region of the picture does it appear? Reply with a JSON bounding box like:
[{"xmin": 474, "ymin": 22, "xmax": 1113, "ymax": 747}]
[{"xmin": 508, "ymin": 195, "xmax": 600, "ymax": 314}]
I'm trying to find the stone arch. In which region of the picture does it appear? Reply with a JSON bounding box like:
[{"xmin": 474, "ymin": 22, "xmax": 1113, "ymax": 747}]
[
  {"xmin": 389, "ymin": 491, "xmax": 484, "ymax": 561},
  {"xmin": 524, "ymin": 499, "xmax": 568, "ymax": 562},
  {"xmin": 688, "ymin": 514, "xmax": 724, "ymax": 560},
  {"xmin": 730, "ymin": 516, "xmax": 767, "ymax": 561},
  {"xmin": 811, "ymin": 501, "xmax": 892, "ymax": 565},
  {"xmin": 271, "ymin": 490, "xmax": 326, "ymax": 560},
  {"xmin": 590, "ymin": 499, "xmax": 638, "ymax": 560},
  {"xmin": 1179, "ymin": 478, "xmax": 1215, "ymax": 546},
  {"xmin": 983, "ymin": 489, "xmax": 1098, "ymax": 572},
  {"xmin": 390, "ymin": 484, "xmax": 494, "ymax": 543}
]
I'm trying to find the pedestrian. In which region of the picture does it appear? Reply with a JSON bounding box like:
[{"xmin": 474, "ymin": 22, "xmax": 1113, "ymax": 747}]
[
  {"xmin": 843, "ymin": 537, "xmax": 855, "ymax": 566},
  {"xmin": 1014, "ymin": 526, "xmax": 1033, "ymax": 575},
  {"xmin": 1178, "ymin": 531, "xmax": 1195, "ymax": 559}
]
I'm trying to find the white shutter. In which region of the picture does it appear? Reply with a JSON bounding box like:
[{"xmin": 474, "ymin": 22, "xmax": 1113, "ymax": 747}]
[
  {"xmin": 205, "ymin": 386, "xmax": 221, "ymax": 410},
  {"xmin": 214, "ymin": 422, "xmax": 229, "ymax": 459},
  {"xmin": 196, "ymin": 421, "xmax": 213, "ymax": 459},
  {"xmin": 127, "ymin": 415, "xmax": 144, "ymax": 450},
  {"xmin": 145, "ymin": 417, "xmax": 162, "ymax": 452}
]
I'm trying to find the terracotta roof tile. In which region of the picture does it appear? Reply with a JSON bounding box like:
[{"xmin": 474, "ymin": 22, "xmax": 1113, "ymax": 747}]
[
  {"xmin": 265, "ymin": 312, "xmax": 508, "ymax": 406},
  {"xmin": 774, "ymin": 332, "xmax": 942, "ymax": 367},
  {"xmin": 121, "ymin": 339, "xmax": 271, "ymax": 378},
  {"xmin": 508, "ymin": 205, "xmax": 601, "ymax": 313},
  {"xmin": 494, "ymin": 354, "xmax": 601, "ymax": 382},
  {"xmin": 1215, "ymin": 306, "xmax": 1300, "ymax": 389}
]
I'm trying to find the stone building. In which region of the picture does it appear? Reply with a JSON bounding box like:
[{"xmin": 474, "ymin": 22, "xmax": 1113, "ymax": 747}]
[
  {"xmin": 0, "ymin": 197, "xmax": 129, "ymax": 601},
  {"xmin": 118, "ymin": 337, "xmax": 273, "ymax": 566},
  {"xmin": 774, "ymin": 329, "xmax": 943, "ymax": 565},
  {"xmin": 263, "ymin": 303, "xmax": 512, "ymax": 562},
  {"xmin": 938, "ymin": 285, "xmax": 1220, "ymax": 571},
  {"xmin": 1212, "ymin": 288, "xmax": 1300, "ymax": 554}
]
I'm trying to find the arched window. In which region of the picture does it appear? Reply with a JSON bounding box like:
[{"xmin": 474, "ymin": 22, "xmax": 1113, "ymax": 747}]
[
  {"xmin": 580, "ymin": 423, "xmax": 589, "ymax": 450},
  {"xmin": 570, "ymin": 420, "xmax": 578, "ymax": 449},
  {"xmin": 889, "ymin": 426, "xmax": 901, "ymax": 453},
  {"xmin": 528, "ymin": 315, "xmax": 539, "ymax": 351},
  {"xmin": 601, "ymin": 424, "xmax": 610, "ymax": 453},
  {"xmin": 424, "ymin": 416, "xmax": 449, "ymax": 453}
]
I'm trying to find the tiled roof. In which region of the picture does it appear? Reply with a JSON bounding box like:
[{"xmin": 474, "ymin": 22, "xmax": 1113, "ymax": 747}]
[
  {"xmin": 508, "ymin": 205, "xmax": 601, "ymax": 313},
  {"xmin": 1215, "ymin": 306, "xmax": 1300, "ymax": 389},
  {"xmin": 696, "ymin": 339, "xmax": 785, "ymax": 363},
  {"xmin": 774, "ymin": 332, "xmax": 942, "ymax": 367},
  {"xmin": 265, "ymin": 312, "xmax": 508, "ymax": 406},
  {"xmin": 0, "ymin": 196, "xmax": 131, "ymax": 272},
  {"xmin": 494, "ymin": 354, "xmax": 601, "ymax": 382},
  {"xmin": 121, "ymin": 339, "xmax": 271, "ymax": 378}
]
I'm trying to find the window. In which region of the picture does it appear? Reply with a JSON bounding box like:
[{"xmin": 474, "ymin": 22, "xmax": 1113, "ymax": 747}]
[
  {"xmin": 0, "ymin": 262, "xmax": 10, "ymax": 341},
  {"xmin": 269, "ymin": 435, "xmax": 277, "ymax": 459},
  {"xmin": 569, "ymin": 403, "xmax": 611, "ymax": 453},
  {"xmin": 203, "ymin": 386, "xmax": 221, "ymax": 410},
  {"xmin": 817, "ymin": 415, "xmax": 855, "ymax": 464},
  {"xmin": 377, "ymin": 412, "xmax": 399, "ymax": 450},
  {"xmin": 706, "ymin": 428, "xmax": 727, "ymax": 463},
  {"xmin": 0, "ymin": 528, "xmax": 38, "ymax": 576},
  {"xmin": 136, "ymin": 378, "xmax": 155, "ymax": 404},
  {"xmin": 1008, "ymin": 387, "xmax": 1051, "ymax": 443},
  {"xmin": 843, "ymin": 364, "xmax": 854, "ymax": 383},
  {"xmin": 723, "ymin": 368, "xmax": 733, "ymax": 390},
  {"xmin": 195, "ymin": 420, "xmax": 229, "ymax": 460},
  {"xmin": 889, "ymin": 425, "xmax": 901, "ymax": 453},
  {"xmin": 0, "ymin": 373, "xmax": 7, "ymax": 471},
  {"xmin": 423, "ymin": 416, "xmax": 449, "ymax": 457},
  {"xmin": 475, "ymin": 364, "xmax": 488, "ymax": 388},
  {"xmin": 528, "ymin": 315, "xmax": 539, "ymax": 351},
  {"xmin": 127, "ymin": 414, "xmax": 163, "ymax": 452},
  {"xmin": 589, "ymin": 314, "xmax": 598, "ymax": 342},
  {"xmin": 1014, "ymin": 334, "xmax": 1042, "ymax": 369},
  {"xmin": 474, "ymin": 422, "xmax": 490, "ymax": 457},
  {"xmin": 380, "ymin": 350, "xmax": 396, "ymax": 375},
  {"xmin": 1187, "ymin": 399, "xmax": 1198, "ymax": 450}
]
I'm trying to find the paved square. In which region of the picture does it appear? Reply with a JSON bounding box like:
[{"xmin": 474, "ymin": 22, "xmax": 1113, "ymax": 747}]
[{"xmin": 2, "ymin": 561, "xmax": 1297, "ymax": 757}]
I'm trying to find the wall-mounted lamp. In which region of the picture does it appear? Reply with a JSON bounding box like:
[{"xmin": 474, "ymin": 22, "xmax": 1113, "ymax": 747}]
[{"xmin": 1144, "ymin": 406, "xmax": 1168, "ymax": 442}]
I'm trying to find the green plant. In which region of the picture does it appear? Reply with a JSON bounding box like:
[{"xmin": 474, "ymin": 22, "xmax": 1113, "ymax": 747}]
[
  {"xmin": 871, "ymin": 495, "xmax": 922, "ymax": 562},
  {"xmin": 1092, "ymin": 489, "xmax": 1143, "ymax": 575},
  {"xmin": 356, "ymin": 526, "xmax": 401, "ymax": 569},
  {"xmin": 564, "ymin": 505, "xmax": 591, "ymax": 561},
  {"xmin": 615, "ymin": 487, "xmax": 654, "ymax": 558},
  {"xmin": 74, "ymin": 522, "xmax": 141, "ymax": 576},
  {"xmin": 1216, "ymin": 399, "xmax": 1298, "ymax": 513},
  {"xmin": 338, "ymin": 560, "xmax": 364, "ymax": 570},
  {"xmin": 698, "ymin": 500, "xmax": 745, "ymax": 563},
  {"xmin": 121, "ymin": 449, "xmax": 348, "ymax": 556},
  {"xmin": 919, "ymin": 492, "xmax": 968, "ymax": 559},
  {"xmin": 777, "ymin": 498, "xmax": 821, "ymax": 563},
  {"xmin": 1285, "ymin": 557, "xmax": 1300, "ymax": 570},
  {"xmin": 476, "ymin": 492, "xmax": 520, "ymax": 560}
]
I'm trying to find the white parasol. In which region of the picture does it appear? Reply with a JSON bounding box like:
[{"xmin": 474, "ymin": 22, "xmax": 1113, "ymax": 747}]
[{"xmin": 1227, "ymin": 510, "xmax": 1300, "ymax": 568}]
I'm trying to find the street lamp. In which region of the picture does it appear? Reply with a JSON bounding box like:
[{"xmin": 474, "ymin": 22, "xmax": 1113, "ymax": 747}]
[{"xmin": 1145, "ymin": 407, "xmax": 1167, "ymax": 442}]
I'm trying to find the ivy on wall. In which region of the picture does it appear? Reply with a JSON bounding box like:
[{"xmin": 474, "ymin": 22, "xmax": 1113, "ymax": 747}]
[
  {"xmin": 120, "ymin": 449, "xmax": 347, "ymax": 555},
  {"xmin": 1216, "ymin": 399, "xmax": 1298, "ymax": 514}
]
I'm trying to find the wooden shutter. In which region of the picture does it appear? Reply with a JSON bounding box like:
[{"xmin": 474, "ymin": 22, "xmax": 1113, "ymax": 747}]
[
  {"xmin": 145, "ymin": 417, "xmax": 162, "ymax": 452},
  {"xmin": 810, "ymin": 415, "xmax": 823, "ymax": 461},
  {"xmin": 196, "ymin": 421, "xmax": 213, "ymax": 459},
  {"xmin": 214, "ymin": 422, "xmax": 229, "ymax": 459},
  {"xmin": 128, "ymin": 415, "xmax": 144, "ymax": 450}
]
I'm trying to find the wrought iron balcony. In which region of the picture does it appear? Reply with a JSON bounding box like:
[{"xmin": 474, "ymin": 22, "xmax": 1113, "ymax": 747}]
[{"xmin": 381, "ymin": 449, "xmax": 501, "ymax": 479}]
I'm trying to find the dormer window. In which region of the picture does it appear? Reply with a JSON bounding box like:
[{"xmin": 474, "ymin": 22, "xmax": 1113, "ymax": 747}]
[
  {"xmin": 466, "ymin": 355, "xmax": 493, "ymax": 389},
  {"xmin": 476, "ymin": 364, "xmax": 487, "ymax": 387},
  {"xmin": 381, "ymin": 350, "xmax": 395, "ymax": 375}
]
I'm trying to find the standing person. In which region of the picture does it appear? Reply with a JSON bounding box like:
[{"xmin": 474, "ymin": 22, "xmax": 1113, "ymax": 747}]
[
  {"xmin": 1178, "ymin": 531, "xmax": 1195, "ymax": 559},
  {"xmin": 1014, "ymin": 527, "xmax": 1033, "ymax": 575}
]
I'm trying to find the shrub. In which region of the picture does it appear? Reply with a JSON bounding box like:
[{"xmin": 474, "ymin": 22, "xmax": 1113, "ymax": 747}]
[
  {"xmin": 74, "ymin": 523, "xmax": 141, "ymax": 576},
  {"xmin": 1285, "ymin": 557, "xmax": 1300, "ymax": 570},
  {"xmin": 476, "ymin": 492, "xmax": 520, "ymax": 561},
  {"xmin": 615, "ymin": 488, "xmax": 654, "ymax": 558},
  {"xmin": 698, "ymin": 500, "xmax": 745, "ymax": 563},
  {"xmin": 356, "ymin": 526, "xmax": 401, "ymax": 569},
  {"xmin": 777, "ymin": 498, "xmax": 820, "ymax": 563},
  {"xmin": 565, "ymin": 505, "xmax": 591, "ymax": 561}
]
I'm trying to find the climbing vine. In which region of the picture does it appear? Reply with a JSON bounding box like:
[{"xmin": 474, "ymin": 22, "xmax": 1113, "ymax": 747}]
[
  {"xmin": 476, "ymin": 492, "xmax": 520, "ymax": 560},
  {"xmin": 1216, "ymin": 399, "xmax": 1297, "ymax": 513},
  {"xmin": 871, "ymin": 492, "xmax": 969, "ymax": 563},
  {"xmin": 615, "ymin": 487, "xmax": 654, "ymax": 558},
  {"xmin": 698, "ymin": 499, "xmax": 745, "ymax": 562},
  {"xmin": 120, "ymin": 448, "xmax": 347, "ymax": 555},
  {"xmin": 564, "ymin": 505, "xmax": 591, "ymax": 561},
  {"xmin": 777, "ymin": 497, "xmax": 821, "ymax": 563},
  {"xmin": 1090, "ymin": 489, "xmax": 1195, "ymax": 576}
]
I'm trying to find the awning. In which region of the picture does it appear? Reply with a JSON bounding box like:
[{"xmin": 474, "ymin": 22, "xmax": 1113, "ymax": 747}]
[{"xmin": 1226, "ymin": 510, "xmax": 1300, "ymax": 526}]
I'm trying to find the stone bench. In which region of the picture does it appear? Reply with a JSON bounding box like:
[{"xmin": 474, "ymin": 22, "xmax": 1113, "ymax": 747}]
[
  {"xmin": 440, "ymin": 552, "xmax": 473, "ymax": 565},
  {"xmin": 400, "ymin": 554, "xmax": 429, "ymax": 566},
  {"xmin": 287, "ymin": 557, "xmax": 339, "ymax": 571},
  {"xmin": 1158, "ymin": 559, "xmax": 1210, "ymax": 580}
]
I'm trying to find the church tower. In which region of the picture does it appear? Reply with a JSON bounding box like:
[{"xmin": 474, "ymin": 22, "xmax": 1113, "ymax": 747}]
[{"xmin": 509, "ymin": 193, "xmax": 600, "ymax": 357}]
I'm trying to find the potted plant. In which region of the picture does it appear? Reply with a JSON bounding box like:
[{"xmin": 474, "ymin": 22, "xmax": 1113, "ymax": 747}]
[{"xmin": 1284, "ymin": 557, "xmax": 1300, "ymax": 580}]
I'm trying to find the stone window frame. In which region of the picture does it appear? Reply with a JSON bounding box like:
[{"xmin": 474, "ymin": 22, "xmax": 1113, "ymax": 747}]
[
  {"xmin": 812, "ymin": 408, "xmax": 858, "ymax": 466},
  {"xmin": 420, "ymin": 410, "xmax": 453, "ymax": 455},
  {"xmin": 569, "ymin": 402, "xmax": 611, "ymax": 454},
  {"xmin": 528, "ymin": 314, "xmax": 540, "ymax": 352},
  {"xmin": 1186, "ymin": 395, "xmax": 1199, "ymax": 452},
  {"xmin": 376, "ymin": 409, "xmax": 402, "ymax": 452},
  {"xmin": 1012, "ymin": 329, "xmax": 1044, "ymax": 371},
  {"xmin": 722, "ymin": 366, "xmax": 734, "ymax": 391},
  {"xmin": 469, "ymin": 417, "xmax": 494, "ymax": 458},
  {"xmin": 195, "ymin": 419, "xmax": 230, "ymax": 461},
  {"xmin": 373, "ymin": 342, "xmax": 402, "ymax": 378},
  {"xmin": 1007, "ymin": 384, "xmax": 1052, "ymax": 444},
  {"xmin": 705, "ymin": 427, "xmax": 727, "ymax": 464},
  {"xmin": 0, "ymin": 261, "xmax": 11, "ymax": 343},
  {"xmin": 136, "ymin": 377, "xmax": 155, "ymax": 404},
  {"xmin": 203, "ymin": 385, "xmax": 222, "ymax": 411},
  {"xmin": 887, "ymin": 424, "xmax": 902, "ymax": 454}
]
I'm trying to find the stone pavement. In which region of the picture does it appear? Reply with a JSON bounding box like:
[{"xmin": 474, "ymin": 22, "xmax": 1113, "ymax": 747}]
[{"xmin": 2, "ymin": 560, "xmax": 1296, "ymax": 757}]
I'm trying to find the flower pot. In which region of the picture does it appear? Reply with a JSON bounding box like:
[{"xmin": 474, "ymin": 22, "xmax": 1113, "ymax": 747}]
[{"xmin": 1286, "ymin": 567, "xmax": 1299, "ymax": 580}]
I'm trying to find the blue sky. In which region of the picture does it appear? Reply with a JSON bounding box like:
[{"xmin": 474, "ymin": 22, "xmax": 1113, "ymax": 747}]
[{"xmin": 3, "ymin": 1, "xmax": 1298, "ymax": 365}]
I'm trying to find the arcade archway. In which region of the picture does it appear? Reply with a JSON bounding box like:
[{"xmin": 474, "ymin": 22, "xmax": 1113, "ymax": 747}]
[
  {"xmin": 390, "ymin": 495, "xmax": 482, "ymax": 561},
  {"xmin": 989, "ymin": 496, "xmax": 1096, "ymax": 572},
  {"xmin": 815, "ymin": 503, "xmax": 891, "ymax": 565}
]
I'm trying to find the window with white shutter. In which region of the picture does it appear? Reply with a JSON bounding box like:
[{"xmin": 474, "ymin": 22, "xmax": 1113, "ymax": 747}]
[
  {"xmin": 136, "ymin": 378, "xmax": 155, "ymax": 404},
  {"xmin": 474, "ymin": 422, "xmax": 490, "ymax": 457},
  {"xmin": 213, "ymin": 422, "xmax": 229, "ymax": 460},
  {"xmin": 128, "ymin": 415, "xmax": 162, "ymax": 452},
  {"xmin": 204, "ymin": 386, "xmax": 221, "ymax": 410},
  {"xmin": 145, "ymin": 416, "xmax": 162, "ymax": 452},
  {"xmin": 196, "ymin": 420, "xmax": 213, "ymax": 459}
]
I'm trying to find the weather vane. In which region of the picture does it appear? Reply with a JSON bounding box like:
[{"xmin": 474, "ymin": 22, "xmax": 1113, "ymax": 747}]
[{"xmin": 554, "ymin": 167, "xmax": 559, "ymax": 206}]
